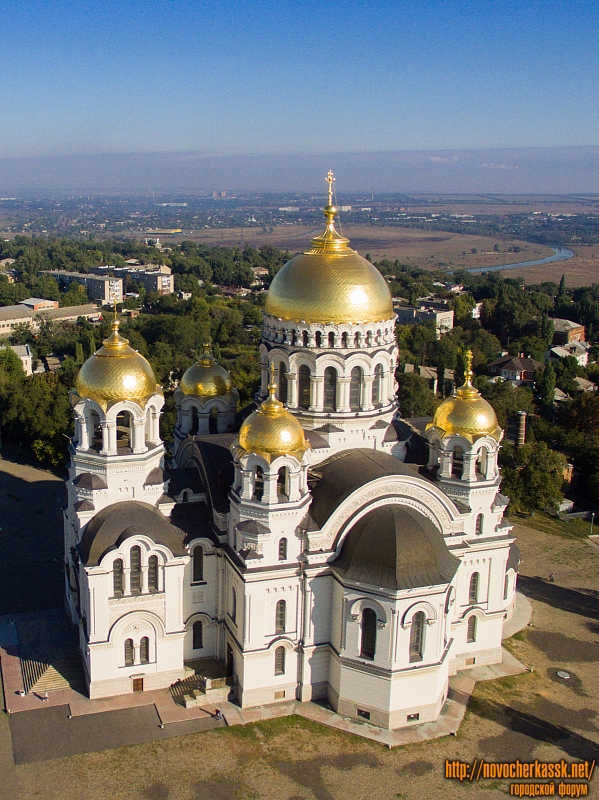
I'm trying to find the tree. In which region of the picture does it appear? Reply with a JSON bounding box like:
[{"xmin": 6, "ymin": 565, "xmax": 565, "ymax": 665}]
[
  {"xmin": 398, "ymin": 373, "xmax": 439, "ymax": 417},
  {"xmin": 537, "ymin": 363, "xmax": 556, "ymax": 416},
  {"xmin": 499, "ymin": 441, "xmax": 566, "ymax": 513},
  {"xmin": 558, "ymin": 274, "xmax": 566, "ymax": 297},
  {"xmin": 454, "ymin": 347, "xmax": 468, "ymax": 389}
]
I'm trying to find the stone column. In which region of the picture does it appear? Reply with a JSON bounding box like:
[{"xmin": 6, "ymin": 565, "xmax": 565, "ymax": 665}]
[
  {"xmin": 260, "ymin": 361, "xmax": 268, "ymax": 395},
  {"xmin": 439, "ymin": 449, "xmax": 453, "ymax": 478},
  {"xmin": 338, "ymin": 377, "xmax": 351, "ymax": 412},
  {"xmin": 287, "ymin": 373, "xmax": 296, "ymax": 407},
  {"xmin": 463, "ymin": 452, "xmax": 477, "ymax": 481},
  {"xmin": 310, "ymin": 375, "xmax": 323, "ymax": 412},
  {"xmin": 264, "ymin": 473, "xmax": 278, "ymax": 504},
  {"xmin": 240, "ymin": 468, "xmax": 253, "ymax": 500},
  {"xmin": 362, "ymin": 375, "xmax": 374, "ymax": 411},
  {"xmin": 132, "ymin": 420, "xmax": 146, "ymax": 453},
  {"xmin": 141, "ymin": 565, "xmax": 149, "ymax": 594},
  {"xmin": 123, "ymin": 566, "xmax": 131, "ymax": 596}
]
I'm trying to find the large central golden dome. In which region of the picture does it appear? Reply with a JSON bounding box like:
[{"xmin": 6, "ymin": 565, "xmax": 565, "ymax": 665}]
[
  {"xmin": 265, "ymin": 173, "xmax": 393, "ymax": 325},
  {"xmin": 75, "ymin": 319, "xmax": 160, "ymax": 409},
  {"xmin": 238, "ymin": 370, "xmax": 309, "ymax": 461},
  {"xmin": 179, "ymin": 345, "xmax": 232, "ymax": 397},
  {"xmin": 426, "ymin": 353, "xmax": 502, "ymax": 443}
]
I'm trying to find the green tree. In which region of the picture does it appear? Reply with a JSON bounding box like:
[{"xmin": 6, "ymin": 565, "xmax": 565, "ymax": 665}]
[
  {"xmin": 499, "ymin": 441, "xmax": 566, "ymax": 513},
  {"xmin": 537, "ymin": 363, "xmax": 556, "ymax": 416},
  {"xmin": 454, "ymin": 347, "xmax": 468, "ymax": 388},
  {"xmin": 558, "ymin": 274, "xmax": 566, "ymax": 297},
  {"xmin": 398, "ymin": 373, "xmax": 439, "ymax": 417}
]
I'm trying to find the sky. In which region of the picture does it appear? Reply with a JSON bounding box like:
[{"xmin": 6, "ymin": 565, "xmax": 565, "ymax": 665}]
[{"xmin": 0, "ymin": 0, "xmax": 598, "ymax": 190}]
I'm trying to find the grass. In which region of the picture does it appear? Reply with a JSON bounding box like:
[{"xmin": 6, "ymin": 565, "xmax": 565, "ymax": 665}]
[{"xmin": 510, "ymin": 511, "xmax": 593, "ymax": 540}]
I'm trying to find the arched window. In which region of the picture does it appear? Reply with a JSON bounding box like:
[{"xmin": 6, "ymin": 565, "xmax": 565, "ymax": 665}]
[
  {"xmin": 254, "ymin": 467, "xmax": 264, "ymax": 501},
  {"xmin": 452, "ymin": 446, "xmax": 464, "ymax": 479},
  {"xmin": 298, "ymin": 365, "xmax": 311, "ymax": 410},
  {"xmin": 209, "ymin": 406, "xmax": 218, "ymax": 434},
  {"xmin": 360, "ymin": 608, "xmax": 377, "ymax": 660},
  {"xmin": 278, "ymin": 362, "xmax": 288, "ymax": 404},
  {"xmin": 503, "ymin": 572, "xmax": 509, "ymax": 600},
  {"xmin": 124, "ymin": 638, "xmax": 134, "ymax": 666},
  {"xmin": 89, "ymin": 410, "xmax": 101, "ymax": 449},
  {"xmin": 409, "ymin": 611, "xmax": 426, "ymax": 662},
  {"xmin": 193, "ymin": 546, "xmax": 204, "ymax": 583},
  {"xmin": 324, "ymin": 367, "xmax": 337, "ymax": 411},
  {"xmin": 475, "ymin": 514, "xmax": 484, "ymax": 535},
  {"xmin": 113, "ymin": 559, "xmax": 124, "ymax": 597},
  {"xmin": 315, "ymin": 331, "xmax": 322, "ymax": 347},
  {"xmin": 372, "ymin": 363, "xmax": 384, "ymax": 406},
  {"xmin": 342, "ymin": 332, "xmax": 348, "ymax": 348},
  {"xmin": 354, "ymin": 332, "xmax": 360, "ymax": 347},
  {"xmin": 116, "ymin": 410, "xmax": 132, "ymax": 449},
  {"xmin": 275, "ymin": 600, "xmax": 286, "ymax": 634},
  {"xmin": 476, "ymin": 447, "xmax": 488, "ymax": 476},
  {"xmin": 193, "ymin": 620, "xmax": 203, "ymax": 649},
  {"xmin": 277, "ymin": 467, "xmax": 288, "ymax": 500},
  {"xmin": 467, "ymin": 615, "xmax": 477, "ymax": 643},
  {"xmin": 278, "ymin": 538, "xmax": 287, "ymax": 561},
  {"xmin": 274, "ymin": 646, "xmax": 285, "ymax": 675},
  {"xmin": 349, "ymin": 367, "xmax": 362, "ymax": 411},
  {"xmin": 189, "ymin": 406, "xmax": 199, "ymax": 436},
  {"xmin": 291, "ymin": 330, "xmax": 297, "ymax": 346},
  {"xmin": 148, "ymin": 555, "xmax": 159, "ymax": 592},
  {"xmin": 130, "ymin": 546, "xmax": 142, "ymax": 594},
  {"xmin": 231, "ymin": 588, "xmax": 237, "ymax": 622},
  {"xmin": 140, "ymin": 636, "xmax": 150, "ymax": 664},
  {"xmin": 469, "ymin": 572, "xmax": 479, "ymax": 604},
  {"xmin": 328, "ymin": 331, "xmax": 335, "ymax": 348},
  {"xmin": 302, "ymin": 330, "xmax": 309, "ymax": 347}
]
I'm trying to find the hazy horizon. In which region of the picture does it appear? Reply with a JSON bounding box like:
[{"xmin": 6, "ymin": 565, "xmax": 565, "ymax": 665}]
[{"xmin": 0, "ymin": 146, "xmax": 597, "ymax": 195}]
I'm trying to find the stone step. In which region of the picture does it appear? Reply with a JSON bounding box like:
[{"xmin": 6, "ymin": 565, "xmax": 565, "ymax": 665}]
[{"xmin": 30, "ymin": 659, "xmax": 86, "ymax": 694}]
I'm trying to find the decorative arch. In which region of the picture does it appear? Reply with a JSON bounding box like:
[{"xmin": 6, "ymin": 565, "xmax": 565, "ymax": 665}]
[
  {"xmin": 458, "ymin": 606, "xmax": 486, "ymax": 621},
  {"xmin": 267, "ymin": 636, "xmax": 296, "ymax": 652},
  {"xmin": 105, "ymin": 400, "xmax": 146, "ymax": 424},
  {"xmin": 108, "ymin": 609, "xmax": 166, "ymax": 643},
  {"xmin": 349, "ymin": 597, "xmax": 388, "ymax": 625},
  {"xmin": 401, "ymin": 601, "xmax": 437, "ymax": 628}
]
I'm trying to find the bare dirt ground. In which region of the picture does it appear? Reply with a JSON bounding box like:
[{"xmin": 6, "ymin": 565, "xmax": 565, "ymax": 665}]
[
  {"xmin": 504, "ymin": 244, "xmax": 599, "ymax": 287},
  {"xmin": 169, "ymin": 224, "xmax": 551, "ymax": 273},
  {"xmin": 0, "ymin": 448, "xmax": 597, "ymax": 800}
]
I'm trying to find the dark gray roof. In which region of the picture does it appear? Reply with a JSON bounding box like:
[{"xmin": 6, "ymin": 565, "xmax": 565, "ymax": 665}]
[
  {"xmin": 144, "ymin": 467, "xmax": 165, "ymax": 486},
  {"xmin": 313, "ymin": 423, "xmax": 344, "ymax": 433},
  {"xmin": 506, "ymin": 543, "xmax": 521, "ymax": 572},
  {"xmin": 170, "ymin": 501, "xmax": 216, "ymax": 545},
  {"xmin": 304, "ymin": 429, "xmax": 330, "ymax": 450},
  {"xmin": 369, "ymin": 419, "xmax": 389, "ymax": 430},
  {"xmin": 383, "ymin": 419, "xmax": 429, "ymax": 465},
  {"xmin": 193, "ymin": 434, "xmax": 236, "ymax": 513},
  {"xmin": 79, "ymin": 501, "xmax": 186, "ymax": 566},
  {"xmin": 331, "ymin": 505, "xmax": 460, "ymax": 590},
  {"xmin": 236, "ymin": 519, "xmax": 270, "ymax": 535},
  {"xmin": 167, "ymin": 467, "xmax": 202, "ymax": 495},
  {"xmin": 73, "ymin": 472, "xmax": 108, "ymax": 490},
  {"xmin": 74, "ymin": 499, "xmax": 95, "ymax": 512},
  {"xmin": 308, "ymin": 449, "xmax": 420, "ymax": 530}
]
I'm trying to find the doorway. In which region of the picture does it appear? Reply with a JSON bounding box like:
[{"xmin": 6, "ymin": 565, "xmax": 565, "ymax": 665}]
[{"xmin": 132, "ymin": 677, "xmax": 144, "ymax": 693}]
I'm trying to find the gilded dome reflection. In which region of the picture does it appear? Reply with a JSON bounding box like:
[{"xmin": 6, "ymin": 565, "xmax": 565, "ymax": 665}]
[
  {"xmin": 75, "ymin": 320, "xmax": 160, "ymax": 409},
  {"xmin": 238, "ymin": 378, "xmax": 308, "ymax": 461},
  {"xmin": 180, "ymin": 346, "xmax": 232, "ymax": 397}
]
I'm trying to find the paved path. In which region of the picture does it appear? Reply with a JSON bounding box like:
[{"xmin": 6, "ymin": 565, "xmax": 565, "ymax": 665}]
[{"xmin": 9, "ymin": 703, "xmax": 225, "ymax": 765}]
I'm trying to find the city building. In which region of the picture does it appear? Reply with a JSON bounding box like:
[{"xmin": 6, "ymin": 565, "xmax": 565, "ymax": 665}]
[
  {"xmin": 18, "ymin": 297, "xmax": 58, "ymax": 311},
  {"xmin": 0, "ymin": 303, "xmax": 102, "ymax": 337},
  {"xmin": 487, "ymin": 355, "xmax": 543, "ymax": 386},
  {"xmin": 395, "ymin": 303, "xmax": 454, "ymax": 337},
  {"xmin": 545, "ymin": 342, "xmax": 590, "ymax": 367},
  {"xmin": 89, "ymin": 264, "xmax": 175, "ymax": 296},
  {"xmin": 551, "ymin": 318, "xmax": 586, "ymax": 345},
  {"xmin": 40, "ymin": 270, "xmax": 123, "ymax": 304},
  {"xmin": 63, "ymin": 176, "xmax": 518, "ymax": 730},
  {"xmin": 0, "ymin": 343, "xmax": 33, "ymax": 375}
]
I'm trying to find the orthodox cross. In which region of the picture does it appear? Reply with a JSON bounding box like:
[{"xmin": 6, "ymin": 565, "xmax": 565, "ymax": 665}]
[{"xmin": 326, "ymin": 170, "xmax": 335, "ymax": 206}]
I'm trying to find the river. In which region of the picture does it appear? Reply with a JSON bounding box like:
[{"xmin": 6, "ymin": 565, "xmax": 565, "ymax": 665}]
[{"xmin": 465, "ymin": 245, "xmax": 574, "ymax": 275}]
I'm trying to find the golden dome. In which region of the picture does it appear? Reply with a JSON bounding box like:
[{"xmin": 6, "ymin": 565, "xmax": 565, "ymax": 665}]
[
  {"xmin": 426, "ymin": 352, "xmax": 502, "ymax": 443},
  {"xmin": 75, "ymin": 318, "xmax": 160, "ymax": 410},
  {"xmin": 264, "ymin": 172, "xmax": 393, "ymax": 325},
  {"xmin": 238, "ymin": 368, "xmax": 309, "ymax": 461},
  {"xmin": 180, "ymin": 345, "xmax": 232, "ymax": 397}
]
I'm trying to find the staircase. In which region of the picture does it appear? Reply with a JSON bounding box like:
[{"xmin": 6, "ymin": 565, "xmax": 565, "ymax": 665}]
[{"xmin": 30, "ymin": 658, "xmax": 86, "ymax": 694}]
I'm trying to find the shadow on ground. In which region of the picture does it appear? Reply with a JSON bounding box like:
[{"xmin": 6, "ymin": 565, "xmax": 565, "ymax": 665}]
[{"xmin": 517, "ymin": 576, "xmax": 599, "ymax": 621}]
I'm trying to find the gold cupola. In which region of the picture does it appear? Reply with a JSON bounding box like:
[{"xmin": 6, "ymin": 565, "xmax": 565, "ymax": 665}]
[
  {"xmin": 264, "ymin": 172, "xmax": 393, "ymax": 325},
  {"xmin": 426, "ymin": 351, "xmax": 502, "ymax": 443},
  {"xmin": 238, "ymin": 367, "xmax": 309, "ymax": 461},
  {"xmin": 179, "ymin": 344, "xmax": 232, "ymax": 397},
  {"xmin": 74, "ymin": 316, "xmax": 160, "ymax": 410}
]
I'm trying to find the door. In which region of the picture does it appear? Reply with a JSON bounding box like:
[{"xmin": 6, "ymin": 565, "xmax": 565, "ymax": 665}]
[
  {"xmin": 226, "ymin": 644, "xmax": 234, "ymax": 678},
  {"xmin": 132, "ymin": 677, "xmax": 144, "ymax": 693}
]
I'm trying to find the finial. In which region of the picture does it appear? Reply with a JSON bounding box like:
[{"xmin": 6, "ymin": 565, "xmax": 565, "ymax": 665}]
[
  {"xmin": 112, "ymin": 298, "xmax": 119, "ymax": 330},
  {"xmin": 326, "ymin": 170, "xmax": 335, "ymax": 207},
  {"xmin": 268, "ymin": 361, "xmax": 277, "ymax": 396},
  {"xmin": 465, "ymin": 349, "xmax": 473, "ymax": 383},
  {"xmin": 199, "ymin": 341, "xmax": 215, "ymax": 365}
]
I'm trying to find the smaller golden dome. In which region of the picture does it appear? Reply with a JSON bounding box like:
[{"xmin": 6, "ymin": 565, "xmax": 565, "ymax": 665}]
[
  {"xmin": 75, "ymin": 318, "xmax": 160, "ymax": 410},
  {"xmin": 238, "ymin": 367, "xmax": 309, "ymax": 461},
  {"xmin": 180, "ymin": 344, "xmax": 232, "ymax": 397},
  {"xmin": 426, "ymin": 352, "xmax": 502, "ymax": 443}
]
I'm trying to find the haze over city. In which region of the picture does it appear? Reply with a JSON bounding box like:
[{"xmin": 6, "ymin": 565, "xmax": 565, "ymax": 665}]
[{"xmin": 0, "ymin": 0, "xmax": 597, "ymax": 192}]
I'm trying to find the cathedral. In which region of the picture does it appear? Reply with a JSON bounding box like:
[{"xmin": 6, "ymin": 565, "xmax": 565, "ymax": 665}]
[{"xmin": 63, "ymin": 174, "xmax": 519, "ymax": 730}]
